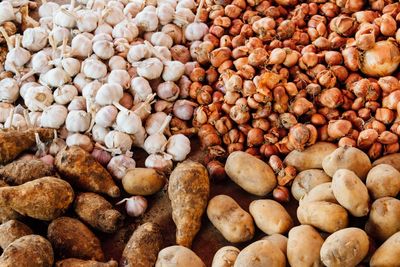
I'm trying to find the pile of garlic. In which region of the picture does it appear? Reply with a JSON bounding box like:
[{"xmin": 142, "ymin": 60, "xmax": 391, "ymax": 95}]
[{"xmin": 0, "ymin": 0, "xmax": 207, "ymax": 176}]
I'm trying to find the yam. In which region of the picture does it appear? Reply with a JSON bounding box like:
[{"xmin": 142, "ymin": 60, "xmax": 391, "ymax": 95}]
[
  {"xmin": 56, "ymin": 259, "xmax": 118, "ymax": 267},
  {"xmin": 0, "ymin": 219, "xmax": 33, "ymax": 249},
  {"xmin": 0, "ymin": 159, "xmax": 54, "ymax": 185},
  {"xmin": 0, "ymin": 180, "xmax": 20, "ymax": 223}
]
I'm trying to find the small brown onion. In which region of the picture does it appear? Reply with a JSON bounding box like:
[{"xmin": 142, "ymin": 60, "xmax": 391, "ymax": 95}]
[
  {"xmin": 207, "ymin": 160, "xmax": 226, "ymax": 182},
  {"xmin": 327, "ymin": 119, "xmax": 352, "ymax": 139},
  {"xmin": 173, "ymin": 100, "xmax": 197, "ymax": 120},
  {"xmin": 375, "ymin": 108, "xmax": 395, "ymax": 124},
  {"xmin": 273, "ymin": 186, "xmax": 290, "ymax": 202},
  {"xmin": 378, "ymin": 131, "xmax": 398, "ymax": 144},
  {"xmin": 357, "ymin": 129, "xmax": 379, "ymax": 149},
  {"xmin": 338, "ymin": 137, "xmax": 356, "ymax": 147},
  {"xmin": 288, "ymin": 123, "xmax": 310, "ymax": 150},
  {"xmin": 247, "ymin": 128, "xmax": 264, "ymax": 147}
]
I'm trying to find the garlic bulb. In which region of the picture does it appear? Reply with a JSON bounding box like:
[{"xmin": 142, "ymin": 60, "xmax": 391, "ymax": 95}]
[
  {"xmin": 95, "ymin": 105, "xmax": 118, "ymax": 127},
  {"xmin": 82, "ymin": 80, "xmax": 102, "ymax": 100},
  {"xmin": 145, "ymin": 153, "xmax": 173, "ymax": 173},
  {"xmin": 114, "ymin": 103, "xmax": 142, "ymax": 134},
  {"xmin": 174, "ymin": 8, "xmax": 195, "ymax": 26},
  {"xmin": 107, "ymin": 154, "xmax": 136, "ymax": 179},
  {"xmin": 185, "ymin": 22, "xmax": 208, "ymax": 41},
  {"xmin": 92, "ymin": 124, "xmax": 109, "ymax": 144},
  {"xmin": 22, "ymin": 27, "xmax": 48, "ymax": 52},
  {"xmin": 0, "ymin": 103, "xmax": 14, "ymax": 123},
  {"xmin": 24, "ymin": 85, "xmax": 53, "ymax": 111},
  {"xmin": 0, "ymin": 78, "xmax": 19, "ymax": 103},
  {"xmin": 40, "ymin": 104, "xmax": 68, "ymax": 129},
  {"xmin": 82, "ymin": 57, "xmax": 107, "ymax": 79},
  {"xmin": 135, "ymin": 10, "xmax": 159, "ymax": 32},
  {"xmin": 5, "ymin": 35, "xmax": 31, "ymax": 69},
  {"xmin": 130, "ymin": 76, "xmax": 152, "ymax": 101},
  {"xmin": 112, "ymin": 20, "xmax": 139, "ymax": 42},
  {"xmin": 109, "ymin": 55, "xmax": 127, "ymax": 70},
  {"xmin": 76, "ymin": 9, "xmax": 98, "ymax": 32},
  {"xmin": 66, "ymin": 133, "xmax": 93, "ymax": 152},
  {"xmin": 95, "ymin": 83, "xmax": 124, "ymax": 105},
  {"xmin": 92, "ymin": 33, "xmax": 113, "ymax": 43},
  {"xmin": 173, "ymin": 100, "xmax": 196, "ymax": 120},
  {"xmin": 162, "ymin": 61, "xmax": 185, "ymax": 81},
  {"xmin": 73, "ymin": 73, "xmax": 92, "ymax": 92},
  {"xmin": 123, "ymin": 1, "xmax": 144, "ymax": 17},
  {"xmin": 108, "ymin": 70, "xmax": 130, "ymax": 89},
  {"xmin": 104, "ymin": 130, "xmax": 133, "ymax": 154},
  {"xmin": 53, "ymin": 4, "xmax": 77, "ymax": 28},
  {"xmin": 151, "ymin": 32, "xmax": 173, "ymax": 48},
  {"xmin": 28, "ymin": 111, "xmax": 42, "ymax": 127},
  {"xmin": 0, "ymin": 2, "xmax": 16, "ymax": 24},
  {"xmin": 54, "ymin": 84, "xmax": 78, "ymax": 105},
  {"xmin": 68, "ymin": 96, "xmax": 87, "ymax": 111},
  {"xmin": 156, "ymin": 81, "xmax": 180, "ymax": 101},
  {"xmin": 71, "ymin": 34, "xmax": 93, "ymax": 58},
  {"xmin": 25, "ymin": 51, "xmax": 52, "ymax": 78},
  {"xmin": 39, "ymin": 1, "xmax": 59, "ymax": 18},
  {"xmin": 117, "ymin": 196, "xmax": 147, "ymax": 217},
  {"xmin": 156, "ymin": 4, "xmax": 174, "ymax": 25},
  {"xmin": 131, "ymin": 95, "xmax": 154, "ymax": 120},
  {"xmin": 39, "ymin": 17, "xmax": 54, "ymax": 31},
  {"xmin": 91, "ymin": 148, "xmax": 112, "ymax": 165},
  {"xmin": 143, "ymin": 115, "xmax": 171, "ymax": 154},
  {"xmin": 66, "ymin": 110, "xmax": 91, "ymax": 132},
  {"xmin": 40, "ymin": 67, "xmax": 71, "ymax": 88},
  {"xmin": 4, "ymin": 113, "xmax": 28, "ymax": 130},
  {"xmin": 166, "ymin": 134, "xmax": 191, "ymax": 161},
  {"xmin": 176, "ymin": 0, "xmax": 196, "ymax": 10},
  {"xmin": 49, "ymin": 26, "xmax": 71, "ymax": 46},
  {"xmin": 132, "ymin": 125, "xmax": 147, "ymax": 148},
  {"xmin": 94, "ymin": 21, "xmax": 113, "ymax": 36},
  {"xmin": 127, "ymin": 44, "xmax": 151, "ymax": 63},
  {"xmin": 136, "ymin": 58, "xmax": 163, "ymax": 79},
  {"xmin": 93, "ymin": 40, "xmax": 115, "ymax": 60},
  {"xmin": 103, "ymin": 6, "xmax": 124, "ymax": 26},
  {"xmin": 49, "ymin": 137, "xmax": 67, "ymax": 156},
  {"xmin": 145, "ymin": 112, "xmax": 168, "ymax": 135}
]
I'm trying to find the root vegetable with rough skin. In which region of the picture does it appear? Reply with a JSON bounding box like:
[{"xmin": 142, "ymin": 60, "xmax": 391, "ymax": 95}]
[
  {"xmin": 74, "ymin": 192, "xmax": 124, "ymax": 233},
  {"xmin": 120, "ymin": 222, "xmax": 163, "ymax": 267},
  {"xmin": 55, "ymin": 146, "xmax": 120, "ymax": 197},
  {"xmin": 56, "ymin": 259, "xmax": 118, "ymax": 267},
  {"xmin": 48, "ymin": 217, "xmax": 104, "ymax": 261},
  {"xmin": 0, "ymin": 177, "xmax": 74, "ymax": 221},
  {"xmin": 168, "ymin": 160, "xmax": 210, "ymax": 248},
  {"xmin": 0, "ymin": 159, "xmax": 54, "ymax": 185},
  {"xmin": 0, "ymin": 219, "xmax": 33, "ymax": 250},
  {"xmin": 0, "ymin": 180, "xmax": 21, "ymax": 223}
]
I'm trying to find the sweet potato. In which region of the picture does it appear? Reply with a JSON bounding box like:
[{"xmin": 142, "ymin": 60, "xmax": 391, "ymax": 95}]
[
  {"xmin": 0, "ymin": 128, "xmax": 54, "ymax": 164},
  {"xmin": 0, "ymin": 219, "xmax": 33, "ymax": 249},
  {"xmin": 56, "ymin": 259, "xmax": 118, "ymax": 267},
  {"xmin": 48, "ymin": 217, "xmax": 104, "ymax": 261},
  {"xmin": 74, "ymin": 192, "xmax": 124, "ymax": 233},
  {"xmin": 168, "ymin": 160, "xmax": 210, "ymax": 247},
  {"xmin": 0, "ymin": 235, "xmax": 54, "ymax": 267},
  {"xmin": 55, "ymin": 146, "xmax": 120, "ymax": 197},
  {"xmin": 122, "ymin": 168, "xmax": 166, "ymax": 196},
  {"xmin": 120, "ymin": 222, "xmax": 163, "ymax": 267},
  {"xmin": 0, "ymin": 159, "xmax": 54, "ymax": 185},
  {"xmin": 0, "ymin": 180, "xmax": 20, "ymax": 223},
  {"xmin": 0, "ymin": 177, "xmax": 74, "ymax": 221}
]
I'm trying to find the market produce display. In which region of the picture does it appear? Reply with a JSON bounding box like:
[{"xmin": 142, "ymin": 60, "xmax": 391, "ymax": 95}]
[{"xmin": 1, "ymin": 0, "xmax": 400, "ymax": 266}]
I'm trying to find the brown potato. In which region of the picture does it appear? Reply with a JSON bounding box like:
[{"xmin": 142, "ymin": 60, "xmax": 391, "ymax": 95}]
[
  {"xmin": 287, "ymin": 225, "xmax": 324, "ymax": 267},
  {"xmin": 48, "ymin": 217, "xmax": 104, "ymax": 261},
  {"xmin": 211, "ymin": 246, "xmax": 240, "ymax": 267},
  {"xmin": 284, "ymin": 142, "xmax": 337, "ymax": 171},
  {"xmin": 168, "ymin": 160, "xmax": 210, "ymax": 247},
  {"xmin": 56, "ymin": 259, "xmax": 118, "ymax": 267},
  {"xmin": 365, "ymin": 197, "xmax": 400, "ymax": 241},
  {"xmin": 366, "ymin": 164, "xmax": 400, "ymax": 199},
  {"xmin": 0, "ymin": 235, "xmax": 54, "ymax": 267},
  {"xmin": 322, "ymin": 147, "xmax": 372, "ymax": 180},
  {"xmin": 234, "ymin": 240, "xmax": 286, "ymax": 267},
  {"xmin": 121, "ymin": 222, "xmax": 163, "ymax": 267},
  {"xmin": 320, "ymin": 228, "xmax": 369, "ymax": 267},
  {"xmin": 372, "ymin": 153, "xmax": 400, "ymax": 171},
  {"xmin": 301, "ymin": 182, "xmax": 338, "ymax": 204},
  {"xmin": 225, "ymin": 151, "xmax": 276, "ymax": 196},
  {"xmin": 122, "ymin": 168, "xmax": 166, "ymax": 196},
  {"xmin": 0, "ymin": 180, "xmax": 20, "ymax": 223},
  {"xmin": 261, "ymin": 234, "xmax": 288, "ymax": 256},
  {"xmin": 207, "ymin": 195, "xmax": 254, "ymax": 243},
  {"xmin": 156, "ymin": 245, "xmax": 205, "ymax": 267},
  {"xmin": 74, "ymin": 192, "xmax": 124, "ymax": 233},
  {"xmin": 0, "ymin": 159, "xmax": 54, "ymax": 185},
  {"xmin": 370, "ymin": 231, "xmax": 400, "ymax": 267},
  {"xmin": 249, "ymin": 199, "xmax": 293, "ymax": 235},
  {"xmin": 55, "ymin": 146, "xmax": 120, "ymax": 198},
  {"xmin": 0, "ymin": 220, "xmax": 33, "ymax": 249},
  {"xmin": 0, "ymin": 177, "xmax": 74, "ymax": 221},
  {"xmin": 297, "ymin": 201, "xmax": 348, "ymax": 233},
  {"xmin": 332, "ymin": 169, "xmax": 369, "ymax": 217},
  {"xmin": 291, "ymin": 169, "xmax": 331, "ymax": 201}
]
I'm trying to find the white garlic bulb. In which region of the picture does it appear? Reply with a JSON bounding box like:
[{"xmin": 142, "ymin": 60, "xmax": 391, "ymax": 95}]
[
  {"xmin": 108, "ymin": 69, "xmax": 130, "ymax": 89},
  {"xmin": 71, "ymin": 34, "xmax": 93, "ymax": 58},
  {"xmin": 22, "ymin": 27, "xmax": 48, "ymax": 52},
  {"xmin": 123, "ymin": 1, "xmax": 144, "ymax": 17},
  {"xmin": 50, "ymin": 26, "xmax": 71, "ymax": 46},
  {"xmin": 117, "ymin": 196, "xmax": 147, "ymax": 217},
  {"xmin": 158, "ymin": 0, "xmax": 177, "ymax": 8},
  {"xmin": 156, "ymin": 4, "xmax": 175, "ymax": 26},
  {"xmin": 92, "ymin": 33, "xmax": 113, "ymax": 43},
  {"xmin": 92, "ymin": 124, "xmax": 109, "ymax": 144},
  {"xmin": 54, "ymin": 84, "xmax": 78, "ymax": 105},
  {"xmin": 162, "ymin": 61, "xmax": 185, "ymax": 81},
  {"xmin": 104, "ymin": 130, "xmax": 133, "ymax": 154},
  {"xmin": 53, "ymin": 4, "xmax": 77, "ymax": 28},
  {"xmin": 176, "ymin": 0, "xmax": 196, "ymax": 10},
  {"xmin": 174, "ymin": 8, "xmax": 195, "ymax": 26},
  {"xmin": 156, "ymin": 81, "xmax": 180, "ymax": 101},
  {"xmin": 29, "ymin": 51, "xmax": 52, "ymax": 75},
  {"xmin": 145, "ymin": 153, "xmax": 173, "ymax": 173},
  {"xmin": 166, "ymin": 134, "xmax": 191, "ymax": 161},
  {"xmin": 5, "ymin": 35, "xmax": 31, "ymax": 69},
  {"xmin": 0, "ymin": 103, "xmax": 14, "ymax": 123},
  {"xmin": 39, "ymin": 17, "xmax": 54, "ymax": 31},
  {"xmin": 132, "ymin": 125, "xmax": 147, "ymax": 148},
  {"xmin": 145, "ymin": 112, "xmax": 168, "ymax": 135},
  {"xmin": 93, "ymin": 40, "xmax": 115, "ymax": 60},
  {"xmin": 29, "ymin": 111, "xmax": 42, "ymax": 127},
  {"xmin": 73, "ymin": 73, "xmax": 93, "ymax": 92},
  {"xmin": 114, "ymin": 102, "xmax": 142, "ymax": 134},
  {"xmin": 68, "ymin": 96, "xmax": 87, "ymax": 111},
  {"xmin": 94, "ymin": 21, "xmax": 113, "ymax": 36},
  {"xmin": 154, "ymin": 46, "xmax": 172, "ymax": 61},
  {"xmin": 20, "ymin": 82, "xmax": 39, "ymax": 99},
  {"xmin": 107, "ymin": 154, "xmax": 136, "ymax": 179},
  {"xmin": 95, "ymin": 83, "xmax": 124, "ymax": 106},
  {"xmin": 0, "ymin": 78, "xmax": 19, "ymax": 103},
  {"xmin": 0, "ymin": 1, "xmax": 16, "ymax": 24},
  {"xmin": 82, "ymin": 80, "xmax": 102, "ymax": 100},
  {"xmin": 66, "ymin": 133, "xmax": 93, "ymax": 152},
  {"xmin": 109, "ymin": 55, "xmax": 127, "ymax": 70},
  {"xmin": 4, "ymin": 113, "xmax": 28, "ymax": 130},
  {"xmin": 143, "ymin": 115, "xmax": 171, "ymax": 154},
  {"xmin": 40, "ymin": 104, "xmax": 68, "ymax": 129},
  {"xmin": 39, "ymin": 1, "xmax": 59, "ymax": 18},
  {"xmin": 40, "ymin": 67, "xmax": 71, "ymax": 88},
  {"xmin": 151, "ymin": 32, "xmax": 173, "ymax": 48},
  {"xmin": 24, "ymin": 85, "xmax": 53, "ymax": 111},
  {"xmin": 76, "ymin": 9, "xmax": 98, "ymax": 32},
  {"xmin": 65, "ymin": 110, "xmax": 91, "ymax": 132},
  {"xmin": 127, "ymin": 44, "xmax": 151, "ymax": 63},
  {"xmin": 112, "ymin": 20, "xmax": 139, "ymax": 42},
  {"xmin": 81, "ymin": 57, "xmax": 107, "ymax": 79},
  {"xmin": 136, "ymin": 58, "xmax": 163, "ymax": 80},
  {"xmin": 135, "ymin": 10, "xmax": 159, "ymax": 32},
  {"xmin": 60, "ymin": 57, "xmax": 81, "ymax": 77},
  {"xmin": 130, "ymin": 76, "xmax": 152, "ymax": 101},
  {"xmin": 95, "ymin": 105, "xmax": 118, "ymax": 128},
  {"xmin": 103, "ymin": 6, "xmax": 124, "ymax": 26}
]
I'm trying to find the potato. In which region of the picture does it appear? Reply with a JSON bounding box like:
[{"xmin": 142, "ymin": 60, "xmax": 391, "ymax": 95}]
[
  {"xmin": 249, "ymin": 199, "xmax": 293, "ymax": 235},
  {"xmin": 122, "ymin": 168, "xmax": 166, "ymax": 196},
  {"xmin": 284, "ymin": 142, "xmax": 337, "ymax": 171},
  {"xmin": 297, "ymin": 201, "xmax": 348, "ymax": 233},
  {"xmin": 366, "ymin": 164, "xmax": 400, "ymax": 199},
  {"xmin": 121, "ymin": 222, "xmax": 163, "ymax": 267},
  {"xmin": 211, "ymin": 246, "xmax": 240, "ymax": 267},
  {"xmin": 322, "ymin": 147, "xmax": 371, "ymax": 180},
  {"xmin": 261, "ymin": 234, "xmax": 288, "ymax": 255},
  {"xmin": 0, "ymin": 220, "xmax": 33, "ymax": 249},
  {"xmin": 225, "ymin": 151, "xmax": 276, "ymax": 196},
  {"xmin": 55, "ymin": 146, "xmax": 120, "ymax": 197},
  {"xmin": 331, "ymin": 169, "xmax": 369, "ymax": 217},
  {"xmin": 155, "ymin": 245, "xmax": 205, "ymax": 267},
  {"xmin": 287, "ymin": 225, "xmax": 324, "ymax": 267},
  {"xmin": 0, "ymin": 159, "xmax": 54, "ymax": 185},
  {"xmin": 207, "ymin": 195, "xmax": 254, "ymax": 243},
  {"xmin": 0, "ymin": 180, "xmax": 20, "ymax": 223},
  {"xmin": 301, "ymin": 182, "xmax": 338, "ymax": 204},
  {"xmin": 370, "ymin": 231, "xmax": 400, "ymax": 267},
  {"xmin": 365, "ymin": 197, "xmax": 400, "ymax": 241},
  {"xmin": 0, "ymin": 235, "xmax": 54, "ymax": 267},
  {"xmin": 0, "ymin": 177, "xmax": 74, "ymax": 221},
  {"xmin": 234, "ymin": 240, "xmax": 286, "ymax": 267},
  {"xmin": 56, "ymin": 259, "xmax": 118, "ymax": 267},
  {"xmin": 291, "ymin": 169, "xmax": 331, "ymax": 201},
  {"xmin": 48, "ymin": 217, "xmax": 104, "ymax": 261},
  {"xmin": 320, "ymin": 228, "xmax": 369, "ymax": 267},
  {"xmin": 74, "ymin": 192, "xmax": 124, "ymax": 233},
  {"xmin": 168, "ymin": 160, "xmax": 210, "ymax": 247},
  {"xmin": 372, "ymin": 153, "xmax": 400, "ymax": 171}
]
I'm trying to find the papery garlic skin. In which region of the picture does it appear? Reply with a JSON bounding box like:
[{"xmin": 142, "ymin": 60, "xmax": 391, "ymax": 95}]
[
  {"xmin": 135, "ymin": 10, "xmax": 159, "ymax": 32},
  {"xmin": 104, "ymin": 130, "xmax": 133, "ymax": 154},
  {"xmin": 92, "ymin": 124, "xmax": 109, "ymax": 144},
  {"xmin": 66, "ymin": 133, "xmax": 93, "ymax": 152},
  {"xmin": 40, "ymin": 104, "xmax": 68, "ymax": 129},
  {"xmin": 4, "ymin": 113, "xmax": 28, "ymax": 130},
  {"xmin": 185, "ymin": 22, "xmax": 209, "ymax": 41},
  {"xmin": 143, "ymin": 133, "xmax": 168, "ymax": 154},
  {"xmin": 68, "ymin": 96, "xmax": 87, "ymax": 111},
  {"xmin": 39, "ymin": 1, "xmax": 60, "ymax": 18},
  {"xmin": 24, "ymin": 85, "xmax": 53, "ymax": 112},
  {"xmin": 0, "ymin": 2, "xmax": 16, "ymax": 24},
  {"xmin": 40, "ymin": 68, "xmax": 72, "ymax": 88},
  {"xmin": 76, "ymin": 9, "xmax": 98, "ymax": 32},
  {"xmin": 145, "ymin": 153, "xmax": 173, "ymax": 173},
  {"xmin": 162, "ymin": 61, "xmax": 185, "ymax": 82},
  {"xmin": 130, "ymin": 77, "xmax": 152, "ymax": 101},
  {"xmin": 82, "ymin": 80, "xmax": 102, "ymax": 101},
  {"xmin": 108, "ymin": 70, "xmax": 131, "ymax": 89},
  {"xmin": 65, "ymin": 110, "xmax": 91, "ymax": 132},
  {"xmin": 95, "ymin": 105, "xmax": 118, "ymax": 128},
  {"xmin": 54, "ymin": 84, "xmax": 78, "ymax": 105},
  {"xmin": 166, "ymin": 134, "xmax": 191, "ymax": 161},
  {"xmin": 61, "ymin": 57, "xmax": 81, "ymax": 77},
  {"xmin": 53, "ymin": 6, "xmax": 76, "ymax": 28},
  {"xmin": 71, "ymin": 34, "xmax": 93, "ymax": 58},
  {"xmin": 82, "ymin": 57, "xmax": 108, "ymax": 79},
  {"xmin": 127, "ymin": 44, "xmax": 151, "ymax": 63},
  {"xmin": 49, "ymin": 137, "xmax": 67, "ymax": 156},
  {"xmin": 116, "ymin": 110, "xmax": 142, "ymax": 134},
  {"xmin": 95, "ymin": 83, "xmax": 124, "ymax": 105},
  {"xmin": 109, "ymin": 55, "xmax": 127, "ymax": 70},
  {"xmin": 22, "ymin": 27, "xmax": 48, "ymax": 52},
  {"xmin": 73, "ymin": 73, "xmax": 93, "ymax": 92},
  {"xmin": 0, "ymin": 78, "xmax": 19, "ymax": 103},
  {"xmin": 151, "ymin": 32, "xmax": 173, "ymax": 48},
  {"xmin": 29, "ymin": 111, "xmax": 42, "ymax": 127},
  {"xmin": 107, "ymin": 154, "xmax": 136, "ymax": 179},
  {"xmin": 132, "ymin": 125, "xmax": 147, "ymax": 148},
  {"xmin": 118, "ymin": 196, "xmax": 147, "ymax": 217},
  {"xmin": 103, "ymin": 6, "xmax": 124, "ymax": 26},
  {"xmin": 137, "ymin": 58, "xmax": 163, "ymax": 80},
  {"xmin": 145, "ymin": 112, "xmax": 168, "ymax": 135},
  {"xmin": 50, "ymin": 26, "xmax": 71, "ymax": 46},
  {"xmin": 93, "ymin": 40, "xmax": 115, "ymax": 60},
  {"xmin": 112, "ymin": 20, "xmax": 139, "ymax": 42}
]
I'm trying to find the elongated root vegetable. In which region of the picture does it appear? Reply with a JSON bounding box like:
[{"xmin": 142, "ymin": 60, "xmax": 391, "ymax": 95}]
[
  {"xmin": 56, "ymin": 259, "xmax": 118, "ymax": 267},
  {"xmin": 0, "ymin": 235, "xmax": 54, "ymax": 267},
  {"xmin": 121, "ymin": 222, "xmax": 163, "ymax": 267},
  {"xmin": 48, "ymin": 217, "xmax": 105, "ymax": 261},
  {"xmin": 74, "ymin": 192, "xmax": 124, "ymax": 233},
  {"xmin": 0, "ymin": 177, "xmax": 74, "ymax": 221},
  {"xmin": 0, "ymin": 159, "xmax": 54, "ymax": 185},
  {"xmin": 55, "ymin": 146, "xmax": 120, "ymax": 197},
  {"xmin": 0, "ymin": 180, "xmax": 20, "ymax": 223},
  {"xmin": 0, "ymin": 219, "xmax": 33, "ymax": 249},
  {"xmin": 168, "ymin": 160, "xmax": 210, "ymax": 247},
  {"xmin": 0, "ymin": 128, "xmax": 54, "ymax": 164}
]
